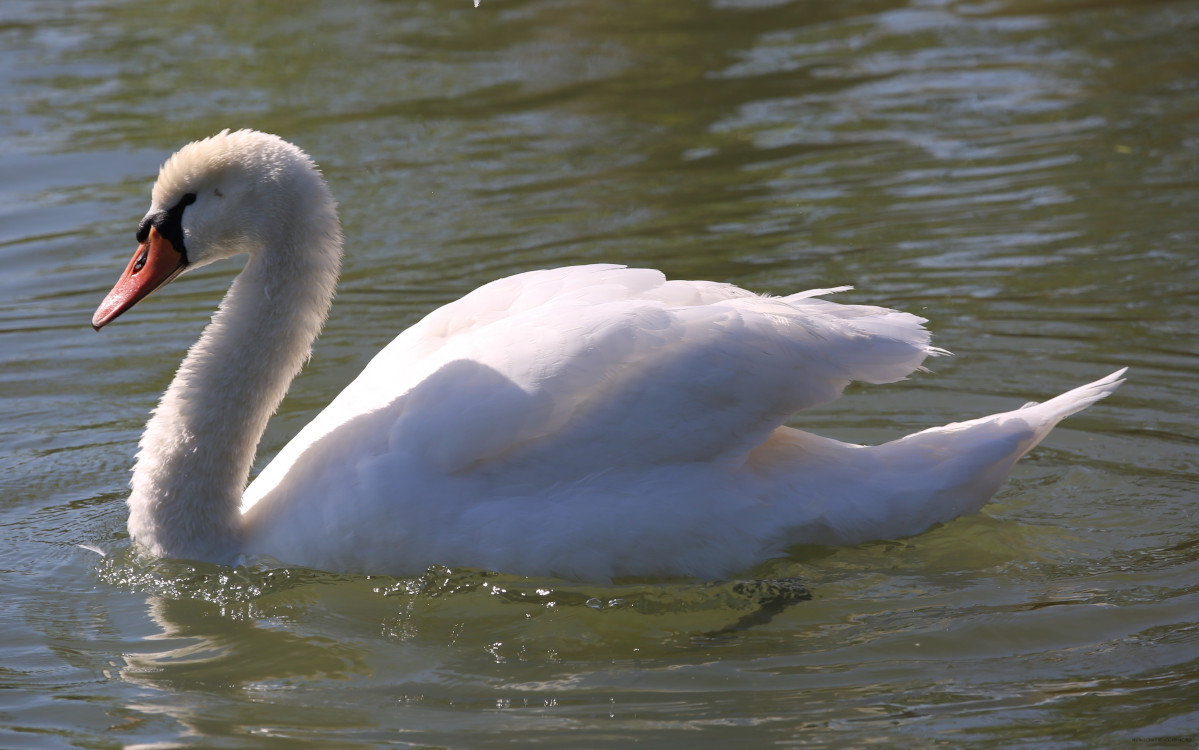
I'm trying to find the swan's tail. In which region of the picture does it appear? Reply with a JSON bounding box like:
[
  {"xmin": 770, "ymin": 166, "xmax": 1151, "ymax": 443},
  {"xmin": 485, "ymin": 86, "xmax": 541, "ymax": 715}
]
[
  {"xmin": 910, "ymin": 367, "xmax": 1127, "ymax": 462},
  {"xmin": 1015, "ymin": 367, "xmax": 1127, "ymax": 432},
  {"xmin": 875, "ymin": 368, "xmax": 1127, "ymax": 535},
  {"xmin": 764, "ymin": 369, "xmax": 1127, "ymax": 547}
]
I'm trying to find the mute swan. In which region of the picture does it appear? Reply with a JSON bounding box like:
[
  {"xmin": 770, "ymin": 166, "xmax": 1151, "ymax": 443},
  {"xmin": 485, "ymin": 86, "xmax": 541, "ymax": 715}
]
[{"xmin": 93, "ymin": 130, "xmax": 1124, "ymax": 582}]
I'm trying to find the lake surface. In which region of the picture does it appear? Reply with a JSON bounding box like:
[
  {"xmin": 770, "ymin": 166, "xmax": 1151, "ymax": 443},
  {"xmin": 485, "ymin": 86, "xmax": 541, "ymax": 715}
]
[{"xmin": 2, "ymin": 0, "xmax": 1197, "ymax": 746}]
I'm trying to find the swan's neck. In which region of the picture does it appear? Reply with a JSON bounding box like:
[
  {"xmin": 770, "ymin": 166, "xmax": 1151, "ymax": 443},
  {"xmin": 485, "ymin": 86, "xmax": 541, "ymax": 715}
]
[{"xmin": 127, "ymin": 217, "xmax": 341, "ymax": 562}]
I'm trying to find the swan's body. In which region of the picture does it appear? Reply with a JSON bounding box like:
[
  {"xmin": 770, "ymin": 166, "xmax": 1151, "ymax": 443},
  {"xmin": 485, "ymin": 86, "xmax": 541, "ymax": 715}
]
[{"xmin": 94, "ymin": 130, "xmax": 1124, "ymax": 581}]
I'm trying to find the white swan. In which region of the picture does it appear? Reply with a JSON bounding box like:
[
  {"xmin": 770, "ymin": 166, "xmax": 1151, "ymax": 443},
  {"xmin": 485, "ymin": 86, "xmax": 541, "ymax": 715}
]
[{"xmin": 93, "ymin": 130, "xmax": 1124, "ymax": 582}]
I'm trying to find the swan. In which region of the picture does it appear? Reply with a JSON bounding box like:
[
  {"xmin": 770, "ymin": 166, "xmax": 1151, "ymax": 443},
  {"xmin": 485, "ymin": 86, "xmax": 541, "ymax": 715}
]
[{"xmin": 92, "ymin": 129, "xmax": 1125, "ymax": 582}]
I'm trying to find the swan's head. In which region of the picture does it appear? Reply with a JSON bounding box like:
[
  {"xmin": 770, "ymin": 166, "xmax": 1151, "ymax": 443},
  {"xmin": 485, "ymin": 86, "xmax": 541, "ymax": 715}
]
[{"xmin": 93, "ymin": 129, "xmax": 338, "ymax": 330}]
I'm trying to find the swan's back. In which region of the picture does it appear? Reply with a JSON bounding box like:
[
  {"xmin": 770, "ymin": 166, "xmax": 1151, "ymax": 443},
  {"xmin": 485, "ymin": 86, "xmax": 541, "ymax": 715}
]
[
  {"xmin": 237, "ymin": 265, "xmax": 966, "ymax": 577},
  {"xmin": 243, "ymin": 265, "xmax": 939, "ymax": 506}
]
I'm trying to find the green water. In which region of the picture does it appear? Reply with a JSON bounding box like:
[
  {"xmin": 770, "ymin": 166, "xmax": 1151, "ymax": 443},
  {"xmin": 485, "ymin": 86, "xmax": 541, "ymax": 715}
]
[{"xmin": 2, "ymin": 0, "xmax": 1196, "ymax": 747}]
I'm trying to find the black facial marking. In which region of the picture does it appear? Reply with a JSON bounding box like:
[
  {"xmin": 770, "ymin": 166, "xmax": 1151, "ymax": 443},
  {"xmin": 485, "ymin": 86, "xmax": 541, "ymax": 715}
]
[{"xmin": 136, "ymin": 192, "xmax": 196, "ymax": 263}]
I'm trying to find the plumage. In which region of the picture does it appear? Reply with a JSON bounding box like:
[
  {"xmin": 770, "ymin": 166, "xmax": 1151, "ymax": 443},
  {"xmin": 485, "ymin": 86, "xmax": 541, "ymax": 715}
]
[{"xmin": 95, "ymin": 130, "xmax": 1125, "ymax": 582}]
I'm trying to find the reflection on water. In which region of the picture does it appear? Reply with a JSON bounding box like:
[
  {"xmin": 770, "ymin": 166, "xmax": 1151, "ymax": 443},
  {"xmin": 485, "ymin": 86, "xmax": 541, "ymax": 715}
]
[
  {"xmin": 123, "ymin": 594, "xmax": 369, "ymax": 686},
  {"xmin": 1, "ymin": 0, "xmax": 1197, "ymax": 746}
]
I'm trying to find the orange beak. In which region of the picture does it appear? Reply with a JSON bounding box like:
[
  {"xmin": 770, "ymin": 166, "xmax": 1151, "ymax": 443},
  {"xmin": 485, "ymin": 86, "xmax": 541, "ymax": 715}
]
[{"xmin": 92, "ymin": 226, "xmax": 187, "ymax": 330}]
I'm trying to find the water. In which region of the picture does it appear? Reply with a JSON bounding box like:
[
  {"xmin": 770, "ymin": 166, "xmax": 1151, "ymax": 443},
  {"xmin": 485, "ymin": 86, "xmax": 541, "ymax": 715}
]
[{"xmin": 2, "ymin": 0, "xmax": 1197, "ymax": 746}]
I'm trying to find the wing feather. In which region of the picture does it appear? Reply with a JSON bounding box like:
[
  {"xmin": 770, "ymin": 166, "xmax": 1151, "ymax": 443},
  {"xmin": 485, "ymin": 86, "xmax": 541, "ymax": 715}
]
[{"xmin": 243, "ymin": 266, "xmax": 940, "ymax": 510}]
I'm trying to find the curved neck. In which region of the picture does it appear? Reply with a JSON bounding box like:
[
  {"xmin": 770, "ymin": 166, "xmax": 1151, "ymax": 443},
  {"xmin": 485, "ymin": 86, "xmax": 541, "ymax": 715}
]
[{"xmin": 127, "ymin": 217, "xmax": 341, "ymax": 562}]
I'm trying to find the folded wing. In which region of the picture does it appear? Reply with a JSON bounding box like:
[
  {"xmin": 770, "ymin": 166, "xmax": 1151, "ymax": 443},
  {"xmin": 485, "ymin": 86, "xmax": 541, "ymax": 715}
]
[{"xmin": 243, "ymin": 265, "xmax": 942, "ymax": 509}]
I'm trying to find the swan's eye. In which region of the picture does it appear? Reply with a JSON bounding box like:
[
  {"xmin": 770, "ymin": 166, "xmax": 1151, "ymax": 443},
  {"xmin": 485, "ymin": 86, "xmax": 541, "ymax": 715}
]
[
  {"xmin": 132, "ymin": 193, "xmax": 198, "ymax": 264},
  {"xmin": 158, "ymin": 193, "xmax": 197, "ymax": 259},
  {"xmin": 135, "ymin": 194, "xmax": 196, "ymax": 245}
]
